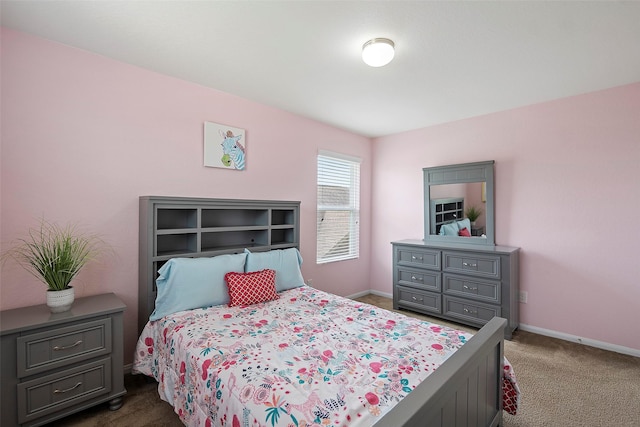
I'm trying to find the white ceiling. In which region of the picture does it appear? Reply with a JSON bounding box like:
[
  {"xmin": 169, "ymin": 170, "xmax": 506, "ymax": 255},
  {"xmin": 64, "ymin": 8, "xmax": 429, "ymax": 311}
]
[{"xmin": 2, "ymin": 1, "xmax": 640, "ymax": 138}]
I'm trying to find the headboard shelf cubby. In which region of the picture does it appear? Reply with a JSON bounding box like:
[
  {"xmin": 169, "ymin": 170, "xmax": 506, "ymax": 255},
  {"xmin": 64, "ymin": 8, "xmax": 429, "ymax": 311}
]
[
  {"xmin": 157, "ymin": 208, "xmax": 198, "ymax": 229},
  {"xmin": 139, "ymin": 196, "xmax": 301, "ymax": 333},
  {"xmin": 430, "ymin": 197, "xmax": 464, "ymax": 235},
  {"xmin": 201, "ymin": 208, "xmax": 269, "ymax": 227},
  {"xmin": 272, "ymin": 209, "xmax": 296, "ymax": 225}
]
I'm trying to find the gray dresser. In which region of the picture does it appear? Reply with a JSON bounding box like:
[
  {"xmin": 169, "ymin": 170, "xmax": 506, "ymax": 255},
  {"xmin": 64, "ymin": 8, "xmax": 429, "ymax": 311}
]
[
  {"xmin": 392, "ymin": 239, "xmax": 519, "ymax": 338},
  {"xmin": 0, "ymin": 293, "xmax": 126, "ymax": 426}
]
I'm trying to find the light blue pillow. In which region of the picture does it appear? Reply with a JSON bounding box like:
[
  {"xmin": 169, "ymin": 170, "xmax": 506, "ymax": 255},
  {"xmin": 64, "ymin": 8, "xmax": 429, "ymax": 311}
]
[
  {"xmin": 439, "ymin": 219, "xmax": 472, "ymax": 236},
  {"xmin": 150, "ymin": 253, "xmax": 246, "ymax": 321},
  {"xmin": 439, "ymin": 222, "xmax": 459, "ymax": 236},
  {"xmin": 245, "ymin": 248, "xmax": 304, "ymax": 292}
]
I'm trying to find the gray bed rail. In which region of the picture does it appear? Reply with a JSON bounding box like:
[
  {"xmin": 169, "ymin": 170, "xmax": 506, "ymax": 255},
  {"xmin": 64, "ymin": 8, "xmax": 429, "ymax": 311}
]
[{"xmin": 376, "ymin": 316, "xmax": 506, "ymax": 427}]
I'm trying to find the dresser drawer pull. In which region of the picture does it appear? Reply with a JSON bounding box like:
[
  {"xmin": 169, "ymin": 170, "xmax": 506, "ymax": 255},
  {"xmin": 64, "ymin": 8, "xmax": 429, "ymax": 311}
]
[
  {"xmin": 411, "ymin": 296, "xmax": 424, "ymax": 302},
  {"xmin": 54, "ymin": 381, "xmax": 82, "ymax": 394},
  {"xmin": 463, "ymin": 285, "xmax": 478, "ymax": 291},
  {"xmin": 463, "ymin": 308, "xmax": 478, "ymax": 315},
  {"xmin": 411, "ymin": 275, "xmax": 423, "ymax": 281},
  {"xmin": 411, "ymin": 255, "xmax": 423, "ymax": 261},
  {"xmin": 53, "ymin": 340, "xmax": 83, "ymax": 351},
  {"xmin": 462, "ymin": 262, "xmax": 478, "ymax": 267}
]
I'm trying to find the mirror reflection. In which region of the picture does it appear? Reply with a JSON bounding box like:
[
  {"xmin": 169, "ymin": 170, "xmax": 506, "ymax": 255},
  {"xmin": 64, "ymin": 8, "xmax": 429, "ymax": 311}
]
[
  {"xmin": 430, "ymin": 182, "xmax": 485, "ymax": 237},
  {"xmin": 423, "ymin": 160, "xmax": 494, "ymax": 246}
]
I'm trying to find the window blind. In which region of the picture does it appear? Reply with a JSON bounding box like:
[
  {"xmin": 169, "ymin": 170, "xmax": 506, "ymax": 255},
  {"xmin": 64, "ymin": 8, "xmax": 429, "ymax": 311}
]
[{"xmin": 316, "ymin": 152, "xmax": 360, "ymax": 264}]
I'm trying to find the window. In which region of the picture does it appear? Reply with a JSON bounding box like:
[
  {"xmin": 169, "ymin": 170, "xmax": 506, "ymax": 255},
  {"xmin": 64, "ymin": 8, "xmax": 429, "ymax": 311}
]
[{"xmin": 316, "ymin": 151, "xmax": 361, "ymax": 264}]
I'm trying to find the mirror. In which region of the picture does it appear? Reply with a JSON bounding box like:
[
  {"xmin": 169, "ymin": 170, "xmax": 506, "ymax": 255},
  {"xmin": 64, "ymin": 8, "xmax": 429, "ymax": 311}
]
[{"xmin": 423, "ymin": 160, "xmax": 495, "ymax": 246}]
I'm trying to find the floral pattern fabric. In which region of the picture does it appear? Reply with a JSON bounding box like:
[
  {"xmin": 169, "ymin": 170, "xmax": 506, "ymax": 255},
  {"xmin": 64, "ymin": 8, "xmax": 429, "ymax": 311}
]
[
  {"xmin": 133, "ymin": 286, "xmax": 518, "ymax": 426},
  {"xmin": 503, "ymin": 362, "xmax": 521, "ymax": 415}
]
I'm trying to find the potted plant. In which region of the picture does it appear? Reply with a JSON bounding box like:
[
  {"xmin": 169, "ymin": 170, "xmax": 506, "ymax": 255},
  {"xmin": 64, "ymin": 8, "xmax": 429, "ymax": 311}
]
[
  {"xmin": 465, "ymin": 205, "xmax": 483, "ymax": 226},
  {"xmin": 2, "ymin": 219, "xmax": 105, "ymax": 313}
]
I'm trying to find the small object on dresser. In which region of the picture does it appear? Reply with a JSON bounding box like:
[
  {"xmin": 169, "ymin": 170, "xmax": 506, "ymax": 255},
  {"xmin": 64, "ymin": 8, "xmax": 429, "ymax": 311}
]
[
  {"xmin": 46, "ymin": 286, "xmax": 75, "ymax": 313},
  {"xmin": 465, "ymin": 205, "xmax": 483, "ymax": 225},
  {"xmin": 1, "ymin": 219, "xmax": 107, "ymax": 313}
]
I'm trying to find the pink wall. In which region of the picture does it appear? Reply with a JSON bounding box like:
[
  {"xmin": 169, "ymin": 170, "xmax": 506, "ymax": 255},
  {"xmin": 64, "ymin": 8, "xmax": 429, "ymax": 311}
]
[
  {"xmin": 2, "ymin": 27, "xmax": 638, "ymax": 362},
  {"xmin": 0, "ymin": 28, "xmax": 372, "ymax": 364},
  {"xmin": 371, "ymin": 82, "xmax": 640, "ymax": 351}
]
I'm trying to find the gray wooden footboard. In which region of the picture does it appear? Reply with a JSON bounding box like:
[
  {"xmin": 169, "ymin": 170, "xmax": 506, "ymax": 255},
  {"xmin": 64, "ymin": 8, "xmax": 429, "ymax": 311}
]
[{"xmin": 377, "ymin": 316, "xmax": 506, "ymax": 427}]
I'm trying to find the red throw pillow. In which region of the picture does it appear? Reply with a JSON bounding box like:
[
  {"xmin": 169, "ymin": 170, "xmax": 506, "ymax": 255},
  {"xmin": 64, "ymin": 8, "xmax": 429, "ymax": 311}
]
[
  {"xmin": 458, "ymin": 227, "xmax": 471, "ymax": 237},
  {"xmin": 225, "ymin": 269, "xmax": 279, "ymax": 307}
]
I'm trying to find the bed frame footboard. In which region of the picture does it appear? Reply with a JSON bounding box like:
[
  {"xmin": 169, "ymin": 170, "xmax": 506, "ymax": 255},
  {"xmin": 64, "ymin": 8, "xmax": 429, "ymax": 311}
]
[{"xmin": 376, "ymin": 316, "xmax": 506, "ymax": 427}]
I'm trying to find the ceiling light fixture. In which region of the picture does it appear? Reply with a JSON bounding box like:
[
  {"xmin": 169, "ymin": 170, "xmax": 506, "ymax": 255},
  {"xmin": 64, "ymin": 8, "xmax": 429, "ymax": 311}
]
[{"xmin": 362, "ymin": 38, "xmax": 395, "ymax": 67}]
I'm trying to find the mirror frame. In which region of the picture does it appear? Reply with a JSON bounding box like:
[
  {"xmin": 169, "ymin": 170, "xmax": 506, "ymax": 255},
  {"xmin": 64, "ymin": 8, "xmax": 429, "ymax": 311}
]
[{"xmin": 423, "ymin": 160, "xmax": 495, "ymax": 246}]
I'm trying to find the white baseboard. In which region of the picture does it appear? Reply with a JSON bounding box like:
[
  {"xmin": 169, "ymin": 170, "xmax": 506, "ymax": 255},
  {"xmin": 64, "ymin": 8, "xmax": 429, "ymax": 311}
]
[
  {"xmin": 346, "ymin": 289, "xmax": 393, "ymax": 300},
  {"xmin": 369, "ymin": 289, "xmax": 393, "ymax": 299},
  {"xmin": 519, "ymin": 323, "xmax": 640, "ymax": 358},
  {"xmin": 345, "ymin": 290, "xmax": 370, "ymax": 299},
  {"xmin": 124, "ymin": 363, "xmax": 133, "ymax": 375}
]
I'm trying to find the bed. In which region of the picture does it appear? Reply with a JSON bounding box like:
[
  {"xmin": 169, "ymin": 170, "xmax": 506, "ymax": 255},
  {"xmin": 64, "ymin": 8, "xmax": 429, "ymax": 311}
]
[{"xmin": 134, "ymin": 197, "xmax": 519, "ymax": 427}]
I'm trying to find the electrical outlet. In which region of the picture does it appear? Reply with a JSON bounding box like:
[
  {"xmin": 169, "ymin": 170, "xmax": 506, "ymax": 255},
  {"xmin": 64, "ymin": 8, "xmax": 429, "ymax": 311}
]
[{"xmin": 518, "ymin": 291, "xmax": 528, "ymax": 304}]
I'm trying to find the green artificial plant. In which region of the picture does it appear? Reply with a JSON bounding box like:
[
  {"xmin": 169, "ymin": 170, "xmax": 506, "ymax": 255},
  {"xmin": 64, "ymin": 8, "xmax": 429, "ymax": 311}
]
[
  {"xmin": 3, "ymin": 220, "xmax": 105, "ymax": 291},
  {"xmin": 465, "ymin": 205, "xmax": 483, "ymax": 223}
]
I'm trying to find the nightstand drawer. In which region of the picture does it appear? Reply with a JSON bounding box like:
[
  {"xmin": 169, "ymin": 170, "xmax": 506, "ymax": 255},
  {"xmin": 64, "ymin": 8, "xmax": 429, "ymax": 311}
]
[
  {"xmin": 397, "ymin": 267, "xmax": 441, "ymax": 292},
  {"xmin": 17, "ymin": 357, "xmax": 111, "ymax": 424},
  {"xmin": 396, "ymin": 247, "xmax": 441, "ymax": 270},
  {"xmin": 443, "ymin": 296, "xmax": 501, "ymax": 326},
  {"xmin": 396, "ymin": 286, "xmax": 441, "ymax": 314},
  {"xmin": 443, "ymin": 251, "xmax": 501, "ymax": 279},
  {"xmin": 443, "ymin": 274, "xmax": 501, "ymax": 304},
  {"xmin": 17, "ymin": 318, "xmax": 111, "ymax": 378}
]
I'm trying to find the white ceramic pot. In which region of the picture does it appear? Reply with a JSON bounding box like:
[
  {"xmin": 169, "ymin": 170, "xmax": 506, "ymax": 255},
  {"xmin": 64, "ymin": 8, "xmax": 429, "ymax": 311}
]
[{"xmin": 46, "ymin": 286, "xmax": 75, "ymax": 313}]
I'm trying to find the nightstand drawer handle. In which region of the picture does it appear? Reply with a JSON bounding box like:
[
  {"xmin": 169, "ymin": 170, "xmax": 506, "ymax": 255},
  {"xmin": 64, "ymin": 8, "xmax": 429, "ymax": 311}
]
[
  {"xmin": 54, "ymin": 382, "xmax": 82, "ymax": 394},
  {"xmin": 411, "ymin": 275, "xmax": 423, "ymax": 281},
  {"xmin": 463, "ymin": 285, "xmax": 478, "ymax": 291},
  {"xmin": 462, "ymin": 262, "xmax": 478, "ymax": 267},
  {"xmin": 464, "ymin": 308, "xmax": 478, "ymax": 315},
  {"xmin": 412, "ymin": 255, "xmax": 423, "ymax": 261},
  {"xmin": 411, "ymin": 296, "xmax": 424, "ymax": 302},
  {"xmin": 53, "ymin": 340, "xmax": 83, "ymax": 351}
]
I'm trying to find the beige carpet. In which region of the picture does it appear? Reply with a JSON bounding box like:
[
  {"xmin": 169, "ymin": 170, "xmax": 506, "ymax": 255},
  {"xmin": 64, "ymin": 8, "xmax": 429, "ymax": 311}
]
[{"xmin": 50, "ymin": 294, "xmax": 640, "ymax": 427}]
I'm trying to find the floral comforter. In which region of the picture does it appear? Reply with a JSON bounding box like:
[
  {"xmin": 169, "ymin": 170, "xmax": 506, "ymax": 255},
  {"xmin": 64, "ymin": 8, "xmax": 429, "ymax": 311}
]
[{"xmin": 133, "ymin": 286, "xmax": 519, "ymax": 426}]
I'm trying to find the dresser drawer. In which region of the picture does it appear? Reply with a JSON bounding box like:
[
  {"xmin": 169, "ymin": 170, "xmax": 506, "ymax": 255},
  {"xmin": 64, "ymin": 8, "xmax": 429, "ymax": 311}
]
[
  {"xmin": 397, "ymin": 267, "xmax": 441, "ymax": 292},
  {"xmin": 396, "ymin": 286, "xmax": 441, "ymax": 314},
  {"xmin": 17, "ymin": 318, "xmax": 112, "ymax": 378},
  {"xmin": 396, "ymin": 246, "xmax": 441, "ymax": 270},
  {"xmin": 443, "ymin": 274, "xmax": 501, "ymax": 304},
  {"xmin": 17, "ymin": 357, "xmax": 111, "ymax": 424},
  {"xmin": 443, "ymin": 251, "xmax": 501, "ymax": 279},
  {"xmin": 443, "ymin": 296, "xmax": 501, "ymax": 326}
]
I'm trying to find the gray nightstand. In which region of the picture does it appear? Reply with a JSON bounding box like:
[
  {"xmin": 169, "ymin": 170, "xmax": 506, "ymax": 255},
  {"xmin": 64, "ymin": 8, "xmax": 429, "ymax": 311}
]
[
  {"xmin": 1, "ymin": 293, "xmax": 126, "ymax": 426},
  {"xmin": 471, "ymin": 226, "xmax": 485, "ymax": 236}
]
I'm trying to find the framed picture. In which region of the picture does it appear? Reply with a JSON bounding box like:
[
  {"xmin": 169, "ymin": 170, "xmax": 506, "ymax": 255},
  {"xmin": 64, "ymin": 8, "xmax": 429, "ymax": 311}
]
[{"xmin": 204, "ymin": 122, "xmax": 246, "ymax": 170}]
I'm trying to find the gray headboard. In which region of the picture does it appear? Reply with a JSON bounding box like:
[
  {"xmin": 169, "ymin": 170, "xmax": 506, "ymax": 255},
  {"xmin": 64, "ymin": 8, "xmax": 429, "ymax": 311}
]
[{"xmin": 138, "ymin": 196, "xmax": 300, "ymax": 334}]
